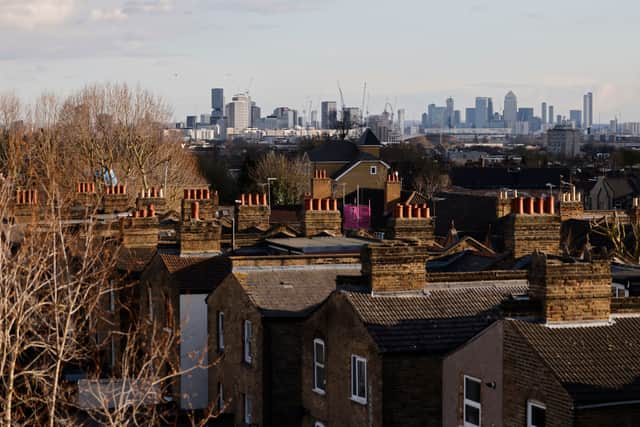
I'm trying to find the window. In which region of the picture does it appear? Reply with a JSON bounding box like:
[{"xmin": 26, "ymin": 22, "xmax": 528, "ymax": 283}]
[
  {"xmin": 243, "ymin": 393, "xmax": 252, "ymax": 424},
  {"xmin": 463, "ymin": 375, "xmax": 481, "ymax": 427},
  {"xmin": 527, "ymin": 400, "xmax": 546, "ymax": 427},
  {"xmin": 217, "ymin": 311, "xmax": 225, "ymax": 352},
  {"xmin": 243, "ymin": 320, "xmax": 253, "ymax": 364},
  {"xmin": 350, "ymin": 355, "xmax": 367, "ymax": 404},
  {"xmin": 370, "ymin": 166, "xmax": 377, "ymax": 175},
  {"xmin": 147, "ymin": 285, "xmax": 154, "ymax": 321},
  {"xmin": 313, "ymin": 339, "xmax": 326, "ymax": 394},
  {"xmin": 612, "ymin": 282, "xmax": 629, "ymax": 298},
  {"xmin": 217, "ymin": 382, "xmax": 224, "ymax": 412}
]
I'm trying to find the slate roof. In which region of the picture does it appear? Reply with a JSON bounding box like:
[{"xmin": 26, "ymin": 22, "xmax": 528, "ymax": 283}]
[
  {"xmin": 509, "ymin": 318, "xmax": 640, "ymax": 406},
  {"xmin": 358, "ymin": 128, "xmax": 382, "ymax": 146},
  {"xmin": 159, "ymin": 252, "xmax": 231, "ymax": 292},
  {"xmin": 238, "ymin": 267, "xmax": 361, "ymax": 318},
  {"xmin": 450, "ymin": 167, "xmax": 570, "ymax": 190},
  {"xmin": 344, "ymin": 282, "xmax": 527, "ymax": 353},
  {"xmin": 308, "ymin": 141, "xmax": 360, "ymax": 163},
  {"xmin": 116, "ymin": 247, "xmax": 156, "ymax": 273},
  {"xmin": 159, "ymin": 252, "xmax": 211, "ymax": 274}
]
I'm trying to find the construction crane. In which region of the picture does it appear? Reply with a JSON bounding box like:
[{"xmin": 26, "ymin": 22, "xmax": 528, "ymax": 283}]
[
  {"xmin": 336, "ymin": 80, "xmax": 346, "ymax": 117},
  {"xmin": 360, "ymin": 81, "xmax": 367, "ymax": 126}
]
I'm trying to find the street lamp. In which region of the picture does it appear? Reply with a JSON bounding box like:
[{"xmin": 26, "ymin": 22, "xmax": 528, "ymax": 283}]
[{"xmin": 267, "ymin": 177, "xmax": 277, "ymax": 208}]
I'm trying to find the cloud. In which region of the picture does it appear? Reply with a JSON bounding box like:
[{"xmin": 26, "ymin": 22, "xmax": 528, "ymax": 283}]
[
  {"xmin": 90, "ymin": 8, "xmax": 128, "ymax": 22},
  {"xmin": 123, "ymin": 0, "xmax": 174, "ymax": 14},
  {"xmin": 207, "ymin": 0, "xmax": 319, "ymax": 14},
  {"xmin": 0, "ymin": 0, "xmax": 76, "ymax": 29}
]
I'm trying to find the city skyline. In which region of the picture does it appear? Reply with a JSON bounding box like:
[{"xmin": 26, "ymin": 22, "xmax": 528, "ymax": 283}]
[{"xmin": 1, "ymin": 0, "xmax": 640, "ymax": 122}]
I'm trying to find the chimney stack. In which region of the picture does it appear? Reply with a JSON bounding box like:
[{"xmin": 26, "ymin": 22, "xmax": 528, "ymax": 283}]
[
  {"xmin": 236, "ymin": 193, "xmax": 271, "ymax": 231},
  {"xmin": 384, "ymin": 171, "xmax": 401, "ymax": 213},
  {"xmin": 180, "ymin": 187, "xmax": 219, "ymax": 221},
  {"xmin": 302, "ymin": 198, "xmax": 342, "ymax": 237},
  {"xmin": 361, "ymin": 241, "xmax": 428, "ymax": 293}
]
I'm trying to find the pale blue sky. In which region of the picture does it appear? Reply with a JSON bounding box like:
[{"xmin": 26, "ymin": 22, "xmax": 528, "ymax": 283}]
[{"xmin": 1, "ymin": 0, "xmax": 639, "ymax": 122}]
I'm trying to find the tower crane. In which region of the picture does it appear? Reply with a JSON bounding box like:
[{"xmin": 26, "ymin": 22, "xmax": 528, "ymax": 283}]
[{"xmin": 360, "ymin": 81, "xmax": 367, "ymax": 127}]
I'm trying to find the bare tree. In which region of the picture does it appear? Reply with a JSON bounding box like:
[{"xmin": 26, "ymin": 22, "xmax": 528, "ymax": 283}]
[{"xmin": 251, "ymin": 151, "xmax": 310, "ymax": 205}]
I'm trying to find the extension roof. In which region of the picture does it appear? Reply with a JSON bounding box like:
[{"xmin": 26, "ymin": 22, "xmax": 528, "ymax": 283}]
[
  {"xmin": 343, "ymin": 281, "xmax": 527, "ymax": 354},
  {"xmin": 508, "ymin": 318, "xmax": 640, "ymax": 406}
]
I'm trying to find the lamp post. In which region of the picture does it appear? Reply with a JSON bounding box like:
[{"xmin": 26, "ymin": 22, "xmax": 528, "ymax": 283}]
[{"xmin": 267, "ymin": 177, "xmax": 277, "ymax": 207}]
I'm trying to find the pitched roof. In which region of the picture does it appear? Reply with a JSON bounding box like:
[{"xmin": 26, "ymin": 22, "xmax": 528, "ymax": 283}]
[
  {"xmin": 116, "ymin": 247, "xmax": 156, "ymax": 273},
  {"xmin": 237, "ymin": 266, "xmax": 361, "ymax": 317},
  {"xmin": 450, "ymin": 167, "xmax": 570, "ymax": 190},
  {"xmin": 158, "ymin": 252, "xmax": 231, "ymax": 292},
  {"xmin": 509, "ymin": 318, "xmax": 640, "ymax": 406},
  {"xmin": 358, "ymin": 128, "xmax": 382, "ymax": 146},
  {"xmin": 159, "ymin": 252, "xmax": 211, "ymax": 274},
  {"xmin": 308, "ymin": 141, "xmax": 359, "ymax": 162},
  {"xmin": 344, "ymin": 282, "xmax": 527, "ymax": 353}
]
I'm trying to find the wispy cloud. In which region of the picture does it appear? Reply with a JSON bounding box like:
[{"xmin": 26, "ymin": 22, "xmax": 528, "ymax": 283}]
[
  {"xmin": 90, "ymin": 8, "xmax": 128, "ymax": 22},
  {"xmin": 123, "ymin": 0, "xmax": 174, "ymax": 14},
  {"xmin": 0, "ymin": 0, "xmax": 76, "ymax": 29},
  {"xmin": 207, "ymin": 0, "xmax": 320, "ymax": 14}
]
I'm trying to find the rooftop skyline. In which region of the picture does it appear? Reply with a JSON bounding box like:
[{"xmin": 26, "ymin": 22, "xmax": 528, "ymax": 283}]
[{"xmin": 1, "ymin": 0, "xmax": 639, "ymax": 122}]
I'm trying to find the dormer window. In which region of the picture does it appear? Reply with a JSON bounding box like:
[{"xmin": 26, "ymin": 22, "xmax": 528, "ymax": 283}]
[{"xmin": 370, "ymin": 166, "xmax": 377, "ymax": 175}]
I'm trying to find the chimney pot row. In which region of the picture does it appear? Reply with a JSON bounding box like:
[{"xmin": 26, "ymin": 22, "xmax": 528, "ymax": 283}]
[
  {"xmin": 105, "ymin": 184, "xmax": 127, "ymax": 195},
  {"xmin": 394, "ymin": 203, "xmax": 430, "ymax": 219},
  {"xmin": 387, "ymin": 171, "xmax": 400, "ymax": 183},
  {"xmin": 314, "ymin": 169, "xmax": 328, "ymax": 179},
  {"xmin": 132, "ymin": 203, "xmax": 156, "ymax": 219},
  {"xmin": 77, "ymin": 182, "xmax": 96, "ymax": 194},
  {"xmin": 511, "ymin": 196, "xmax": 556, "ymax": 215},
  {"xmin": 561, "ymin": 191, "xmax": 581, "ymax": 203},
  {"xmin": 16, "ymin": 189, "xmax": 38, "ymax": 205},
  {"xmin": 304, "ymin": 198, "xmax": 338, "ymax": 211},
  {"xmin": 239, "ymin": 193, "xmax": 268, "ymax": 206},
  {"xmin": 184, "ymin": 188, "xmax": 214, "ymax": 200},
  {"xmin": 140, "ymin": 187, "xmax": 165, "ymax": 198}
]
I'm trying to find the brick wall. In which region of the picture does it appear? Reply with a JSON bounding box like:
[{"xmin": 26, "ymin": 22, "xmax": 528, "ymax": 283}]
[
  {"xmin": 529, "ymin": 252, "xmax": 611, "ymax": 323},
  {"xmin": 311, "ymin": 170, "xmax": 332, "ymax": 199},
  {"xmin": 237, "ymin": 205, "xmax": 271, "ymax": 231},
  {"xmin": 303, "ymin": 210, "xmax": 342, "ymax": 237},
  {"xmin": 177, "ymin": 221, "xmax": 221, "ymax": 254},
  {"xmin": 207, "ymin": 276, "xmax": 264, "ymax": 426},
  {"xmin": 387, "ymin": 217, "xmax": 434, "ymax": 244},
  {"xmin": 503, "ymin": 321, "xmax": 574, "ymax": 426},
  {"xmin": 503, "ymin": 214, "xmax": 561, "ymax": 259},
  {"xmin": 361, "ymin": 241, "xmax": 427, "ymax": 292},
  {"xmin": 119, "ymin": 216, "xmax": 159, "ymax": 248},
  {"xmin": 302, "ymin": 293, "xmax": 383, "ymax": 427},
  {"xmin": 383, "ymin": 355, "xmax": 442, "ymax": 427},
  {"xmin": 384, "ymin": 174, "xmax": 401, "ymax": 213}
]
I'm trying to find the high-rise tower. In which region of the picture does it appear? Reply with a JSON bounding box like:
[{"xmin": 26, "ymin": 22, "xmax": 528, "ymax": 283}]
[
  {"xmin": 583, "ymin": 92, "xmax": 593, "ymax": 130},
  {"xmin": 503, "ymin": 91, "xmax": 518, "ymax": 129}
]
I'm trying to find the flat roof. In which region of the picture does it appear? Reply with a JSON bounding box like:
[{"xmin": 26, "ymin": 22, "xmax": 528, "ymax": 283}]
[{"xmin": 265, "ymin": 236, "xmax": 374, "ymax": 254}]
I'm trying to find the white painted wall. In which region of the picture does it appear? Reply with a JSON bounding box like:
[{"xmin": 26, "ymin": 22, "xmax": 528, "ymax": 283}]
[{"xmin": 180, "ymin": 294, "xmax": 208, "ymax": 409}]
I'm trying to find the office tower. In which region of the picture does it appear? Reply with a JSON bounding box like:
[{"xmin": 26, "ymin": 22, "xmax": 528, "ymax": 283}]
[
  {"xmin": 569, "ymin": 110, "xmax": 582, "ymax": 128},
  {"xmin": 453, "ymin": 110, "xmax": 461, "ymax": 127},
  {"xmin": 186, "ymin": 115, "xmax": 197, "ymax": 129},
  {"xmin": 541, "ymin": 102, "xmax": 547, "ymax": 124},
  {"xmin": 343, "ymin": 107, "xmax": 361, "ymax": 128},
  {"xmin": 518, "ymin": 108, "xmax": 534, "ymax": 122},
  {"xmin": 421, "ymin": 113, "xmax": 428, "ymax": 129},
  {"xmin": 556, "ymin": 115, "xmax": 562, "ymax": 125},
  {"xmin": 475, "ymin": 97, "xmax": 489, "ymax": 128},
  {"xmin": 211, "ymin": 88, "xmax": 224, "ymax": 120},
  {"xmin": 487, "ymin": 98, "xmax": 494, "ymax": 122},
  {"xmin": 549, "ymin": 105, "xmax": 554, "ymax": 125},
  {"xmin": 397, "ymin": 109, "xmax": 405, "ymax": 136},
  {"xmin": 465, "ymin": 108, "xmax": 476, "ymax": 127},
  {"xmin": 583, "ymin": 92, "xmax": 593, "ymax": 130},
  {"xmin": 427, "ymin": 104, "xmax": 437, "ymax": 128},
  {"xmin": 200, "ymin": 113, "xmax": 211, "ymax": 125},
  {"xmin": 310, "ymin": 110, "xmax": 318, "ymax": 128},
  {"xmin": 503, "ymin": 91, "xmax": 518, "ymax": 129},
  {"xmin": 547, "ymin": 127, "xmax": 582, "ymax": 158},
  {"xmin": 251, "ymin": 104, "xmax": 261, "ymax": 128},
  {"xmin": 446, "ymin": 97, "xmax": 454, "ymax": 128},
  {"xmin": 321, "ymin": 101, "xmax": 337, "ymax": 129},
  {"xmin": 226, "ymin": 93, "xmax": 251, "ymax": 132}
]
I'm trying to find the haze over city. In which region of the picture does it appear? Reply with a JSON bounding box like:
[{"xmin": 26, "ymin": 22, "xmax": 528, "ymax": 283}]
[{"xmin": 1, "ymin": 0, "xmax": 639, "ymax": 121}]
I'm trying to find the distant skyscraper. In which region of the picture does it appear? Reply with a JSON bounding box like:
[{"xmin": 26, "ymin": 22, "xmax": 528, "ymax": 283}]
[
  {"xmin": 475, "ymin": 97, "xmax": 489, "ymax": 128},
  {"xmin": 397, "ymin": 109, "xmax": 406, "ymax": 137},
  {"xmin": 487, "ymin": 98, "xmax": 494, "ymax": 122},
  {"xmin": 549, "ymin": 105, "xmax": 555, "ymax": 125},
  {"xmin": 541, "ymin": 102, "xmax": 547, "ymax": 124},
  {"xmin": 583, "ymin": 92, "xmax": 593, "ymax": 130},
  {"xmin": 569, "ymin": 110, "xmax": 582, "ymax": 128},
  {"xmin": 518, "ymin": 108, "xmax": 534, "ymax": 123},
  {"xmin": 226, "ymin": 93, "xmax": 251, "ymax": 132},
  {"xmin": 251, "ymin": 104, "xmax": 261, "ymax": 128},
  {"xmin": 211, "ymin": 88, "xmax": 224, "ymax": 120},
  {"xmin": 465, "ymin": 108, "xmax": 476, "ymax": 127},
  {"xmin": 321, "ymin": 101, "xmax": 337, "ymax": 129},
  {"xmin": 453, "ymin": 110, "xmax": 461, "ymax": 127},
  {"xmin": 503, "ymin": 91, "xmax": 518, "ymax": 129},
  {"xmin": 446, "ymin": 97, "xmax": 454, "ymax": 128},
  {"xmin": 186, "ymin": 115, "xmax": 198, "ymax": 129}
]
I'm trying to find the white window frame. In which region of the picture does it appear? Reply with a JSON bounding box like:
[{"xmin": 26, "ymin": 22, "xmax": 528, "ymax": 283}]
[
  {"xmin": 370, "ymin": 166, "xmax": 377, "ymax": 175},
  {"xmin": 313, "ymin": 338, "xmax": 326, "ymax": 394},
  {"xmin": 463, "ymin": 375, "xmax": 482, "ymax": 427},
  {"xmin": 217, "ymin": 382, "xmax": 224, "ymax": 412},
  {"xmin": 350, "ymin": 354, "xmax": 367, "ymax": 405},
  {"xmin": 243, "ymin": 320, "xmax": 253, "ymax": 364},
  {"xmin": 612, "ymin": 282, "xmax": 629, "ymax": 298},
  {"xmin": 315, "ymin": 423, "xmax": 325, "ymax": 427},
  {"xmin": 217, "ymin": 311, "xmax": 225, "ymax": 352},
  {"xmin": 527, "ymin": 400, "xmax": 546, "ymax": 427},
  {"xmin": 244, "ymin": 393, "xmax": 252, "ymax": 424}
]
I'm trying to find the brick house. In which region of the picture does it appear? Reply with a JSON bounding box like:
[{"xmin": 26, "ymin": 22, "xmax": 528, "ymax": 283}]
[
  {"xmin": 206, "ymin": 256, "xmax": 361, "ymax": 426},
  {"xmin": 443, "ymin": 252, "xmax": 640, "ymax": 427},
  {"xmin": 301, "ymin": 241, "xmax": 530, "ymax": 427}
]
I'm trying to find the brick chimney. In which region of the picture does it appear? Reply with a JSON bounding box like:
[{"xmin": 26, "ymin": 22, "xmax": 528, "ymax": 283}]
[
  {"xmin": 528, "ymin": 251, "xmax": 611, "ymax": 324},
  {"xmin": 102, "ymin": 184, "xmax": 129, "ymax": 213},
  {"xmin": 311, "ymin": 169, "xmax": 332, "ymax": 200},
  {"xmin": 496, "ymin": 190, "xmax": 513, "ymax": 218},
  {"xmin": 361, "ymin": 241, "xmax": 428, "ymax": 293},
  {"xmin": 628, "ymin": 197, "xmax": 640, "ymax": 226},
  {"xmin": 136, "ymin": 186, "xmax": 167, "ymax": 214},
  {"xmin": 181, "ymin": 187, "xmax": 219, "ymax": 221},
  {"xmin": 384, "ymin": 171, "xmax": 401, "ymax": 213},
  {"xmin": 302, "ymin": 197, "xmax": 342, "ymax": 236},
  {"xmin": 13, "ymin": 188, "xmax": 40, "ymax": 223},
  {"xmin": 559, "ymin": 185, "xmax": 583, "ymax": 221},
  {"xmin": 503, "ymin": 195, "xmax": 560, "ymax": 259},
  {"xmin": 177, "ymin": 201, "xmax": 222, "ymax": 255},
  {"xmin": 236, "ymin": 193, "xmax": 271, "ymax": 231},
  {"xmin": 119, "ymin": 204, "xmax": 159, "ymax": 248},
  {"xmin": 387, "ymin": 203, "xmax": 434, "ymax": 244}
]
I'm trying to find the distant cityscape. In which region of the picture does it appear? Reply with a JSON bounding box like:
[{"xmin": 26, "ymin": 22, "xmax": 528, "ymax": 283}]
[{"xmin": 177, "ymin": 87, "xmax": 640, "ymax": 143}]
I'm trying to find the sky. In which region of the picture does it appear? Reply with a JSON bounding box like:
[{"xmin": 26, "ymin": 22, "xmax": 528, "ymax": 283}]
[{"xmin": 1, "ymin": 0, "xmax": 640, "ymax": 123}]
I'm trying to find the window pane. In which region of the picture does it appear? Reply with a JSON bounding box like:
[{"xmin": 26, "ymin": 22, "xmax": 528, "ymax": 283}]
[
  {"xmin": 315, "ymin": 341, "xmax": 324, "ymax": 363},
  {"xmin": 531, "ymin": 406, "xmax": 546, "ymax": 427},
  {"xmin": 464, "ymin": 404, "xmax": 480, "ymax": 425},
  {"xmin": 351, "ymin": 357, "xmax": 357, "ymax": 396},
  {"xmin": 357, "ymin": 359, "xmax": 366, "ymax": 398},
  {"xmin": 315, "ymin": 365, "xmax": 325, "ymax": 390},
  {"xmin": 465, "ymin": 377, "xmax": 481, "ymax": 402}
]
